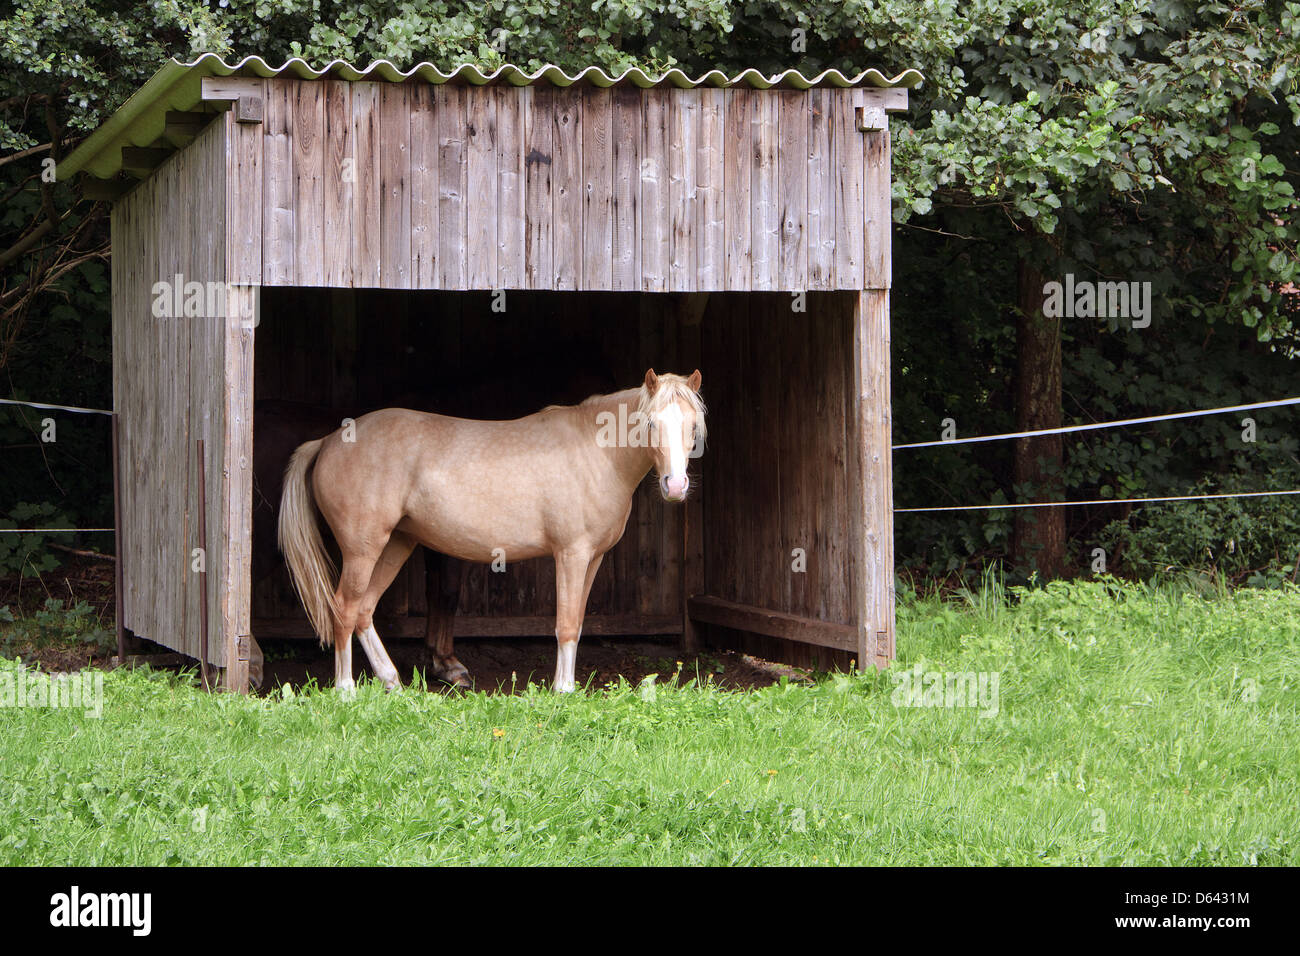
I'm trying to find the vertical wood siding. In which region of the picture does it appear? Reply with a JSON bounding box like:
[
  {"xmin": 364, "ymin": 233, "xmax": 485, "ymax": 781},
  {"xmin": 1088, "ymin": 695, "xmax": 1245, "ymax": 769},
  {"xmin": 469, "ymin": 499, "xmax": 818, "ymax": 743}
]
[
  {"xmin": 253, "ymin": 79, "xmax": 882, "ymax": 291},
  {"xmin": 111, "ymin": 115, "xmax": 228, "ymax": 666}
]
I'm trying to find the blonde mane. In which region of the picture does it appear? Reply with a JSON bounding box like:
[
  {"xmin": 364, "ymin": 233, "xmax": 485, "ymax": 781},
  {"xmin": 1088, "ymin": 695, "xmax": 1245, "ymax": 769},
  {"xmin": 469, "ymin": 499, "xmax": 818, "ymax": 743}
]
[{"xmin": 636, "ymin": 373, "xmax": 708, "ymax": 448}]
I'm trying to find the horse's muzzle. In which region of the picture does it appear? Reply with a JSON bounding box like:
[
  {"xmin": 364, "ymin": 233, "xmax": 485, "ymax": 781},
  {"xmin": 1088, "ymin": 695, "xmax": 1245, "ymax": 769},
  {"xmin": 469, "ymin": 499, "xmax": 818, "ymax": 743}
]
[{"xmin": 660, "ymin": 474, "xmax": 689, "ymax": 500}]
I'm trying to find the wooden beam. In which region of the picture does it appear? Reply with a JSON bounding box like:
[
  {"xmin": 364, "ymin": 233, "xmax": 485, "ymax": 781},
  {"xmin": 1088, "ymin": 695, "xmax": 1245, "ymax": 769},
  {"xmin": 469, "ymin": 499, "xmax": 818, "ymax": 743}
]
[
  {"xmin": 120, "ymin": 147, "xmax": 170, "ymax": 178},
  {"xmin": 81, "ymin": 175, "xmax": 131, "ymax": 202},
  {"xmin": 857, "ymin": 87, "xmax": 910, "ymax": 113},
  {"xmin": 163, "ymin": 110, "xmax": 208, "ymax": 148},
  {"xmin": 250, "ymin": 614, "xmax": 684, "ymax": 640},
  {"xmin": 687, "ymin": 595, "xmax": 857, "ymax": 653},
  {"xmin": 199, "ymin": 76, "xmax": 265, "ymax": 124}
]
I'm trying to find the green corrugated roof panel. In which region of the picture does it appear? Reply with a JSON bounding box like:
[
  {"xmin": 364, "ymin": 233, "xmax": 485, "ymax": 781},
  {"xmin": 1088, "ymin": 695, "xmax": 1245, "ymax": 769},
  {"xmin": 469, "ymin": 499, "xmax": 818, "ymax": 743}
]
[{"xmin": 59, "ymin": 54, "xmax": 923, "ymax": 180}]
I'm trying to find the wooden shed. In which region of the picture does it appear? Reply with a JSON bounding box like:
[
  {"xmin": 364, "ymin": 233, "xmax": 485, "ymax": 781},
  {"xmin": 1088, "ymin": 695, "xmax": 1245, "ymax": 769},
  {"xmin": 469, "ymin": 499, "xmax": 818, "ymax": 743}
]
[{"xmin": 57, "ymin": 56, "xmax": 918, "ymax": 692}]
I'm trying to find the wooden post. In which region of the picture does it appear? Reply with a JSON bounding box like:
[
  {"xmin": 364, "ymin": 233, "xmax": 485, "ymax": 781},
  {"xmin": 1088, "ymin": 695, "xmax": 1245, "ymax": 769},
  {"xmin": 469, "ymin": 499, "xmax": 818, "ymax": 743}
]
[
  {"xmin": 856, "ymin": 119, "xmax": 895, "ymax": 669},
  {"xmin": 854, "ymin": 290, "xmax": 894, "ymax": 668},
  {"xmin": 111, "ymin": 412, "xmax": 125, "ymax": 660},
  {"xmin": 197, "ymin": 437, "xmax": 211, "ymax": 692},
  {"xmin": 220, "ymin": 284, "xmax": 256, "ymax": 694}
]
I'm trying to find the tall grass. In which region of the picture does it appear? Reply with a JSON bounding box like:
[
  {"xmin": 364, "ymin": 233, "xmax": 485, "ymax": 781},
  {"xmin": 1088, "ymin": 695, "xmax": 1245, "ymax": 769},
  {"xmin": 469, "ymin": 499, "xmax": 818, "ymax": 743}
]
[{"xmin": 0, "ymin": 578, "xmax": 1295, "ymax": 865}]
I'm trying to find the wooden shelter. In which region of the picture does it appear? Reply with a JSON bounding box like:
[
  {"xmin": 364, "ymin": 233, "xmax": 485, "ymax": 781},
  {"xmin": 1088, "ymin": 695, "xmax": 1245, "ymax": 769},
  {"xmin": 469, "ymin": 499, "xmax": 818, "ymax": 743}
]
[{"xmin": 58, "ymin": 56, "xmax": 918, "ymax": 691}]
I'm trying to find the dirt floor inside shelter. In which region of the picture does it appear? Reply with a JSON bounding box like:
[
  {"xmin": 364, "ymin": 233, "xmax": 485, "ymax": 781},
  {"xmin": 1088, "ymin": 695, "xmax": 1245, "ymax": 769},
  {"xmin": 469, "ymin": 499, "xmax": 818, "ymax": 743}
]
[{"xmin": 258, "ymin": 636, "xmax": 808, "ymax": 695}]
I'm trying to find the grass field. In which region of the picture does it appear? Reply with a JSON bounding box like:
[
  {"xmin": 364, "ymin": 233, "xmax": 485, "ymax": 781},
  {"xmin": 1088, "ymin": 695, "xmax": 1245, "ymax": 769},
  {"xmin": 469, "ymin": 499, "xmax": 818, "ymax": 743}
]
[{"xmin": 1, "ymin": 578, "xmax": 1296, "ymax": 865}]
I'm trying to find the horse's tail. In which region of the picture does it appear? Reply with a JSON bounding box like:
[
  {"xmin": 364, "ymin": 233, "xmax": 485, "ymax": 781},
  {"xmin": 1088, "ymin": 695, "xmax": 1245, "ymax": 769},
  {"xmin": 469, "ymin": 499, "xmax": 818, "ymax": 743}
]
[{"xmin": 277, "ymin": 438, "xmax": 339, "ymax": 646}]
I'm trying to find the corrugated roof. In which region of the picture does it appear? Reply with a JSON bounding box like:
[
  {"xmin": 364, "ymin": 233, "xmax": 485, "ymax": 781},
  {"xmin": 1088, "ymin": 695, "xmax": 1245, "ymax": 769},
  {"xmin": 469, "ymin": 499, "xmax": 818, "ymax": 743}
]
[{"xmin": 59, "ymin": 54, "xmax": 923, "ymax": 181}]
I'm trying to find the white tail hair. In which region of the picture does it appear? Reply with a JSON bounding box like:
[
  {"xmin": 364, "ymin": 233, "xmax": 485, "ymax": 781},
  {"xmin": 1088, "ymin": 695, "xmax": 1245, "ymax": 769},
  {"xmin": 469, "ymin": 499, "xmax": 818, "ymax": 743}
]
[{"xmin": 277, "ymin": 438, "xmax": 340, "ymax": 646}]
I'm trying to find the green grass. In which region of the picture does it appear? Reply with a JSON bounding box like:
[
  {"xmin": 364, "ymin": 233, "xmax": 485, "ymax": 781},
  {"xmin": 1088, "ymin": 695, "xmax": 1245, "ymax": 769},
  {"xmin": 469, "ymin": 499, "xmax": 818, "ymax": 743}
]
[{"xmin": 1, "ymin": 578, "xmax": 1297, "ymax": 865}]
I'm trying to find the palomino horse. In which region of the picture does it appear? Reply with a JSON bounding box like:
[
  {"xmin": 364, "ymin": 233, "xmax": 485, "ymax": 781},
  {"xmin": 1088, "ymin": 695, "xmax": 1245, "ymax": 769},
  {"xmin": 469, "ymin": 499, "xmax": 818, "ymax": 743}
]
[
  {"xmin": 278, "ymin": 369, "xmax": 705, "ymax": 692},
  {"xmin": 255, "ymin": 364, "xmax": 617, "ymax": 687}
]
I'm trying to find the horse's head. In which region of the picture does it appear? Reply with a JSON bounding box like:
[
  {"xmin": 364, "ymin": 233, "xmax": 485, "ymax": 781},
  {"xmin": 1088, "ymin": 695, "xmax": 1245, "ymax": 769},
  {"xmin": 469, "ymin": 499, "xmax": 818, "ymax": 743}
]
[{"xmin": 639, "ymin": 368, "xmax": 706, "ymax": 502}]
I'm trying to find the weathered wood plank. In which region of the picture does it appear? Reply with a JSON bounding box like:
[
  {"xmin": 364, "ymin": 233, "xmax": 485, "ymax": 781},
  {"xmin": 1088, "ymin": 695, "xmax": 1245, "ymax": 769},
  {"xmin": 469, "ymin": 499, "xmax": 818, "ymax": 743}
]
[
  {"xmin": 610, "ymin": 87, "xmax": 640, "ymax": 291},
  {"xmin": 833, "ymin": 91, "xmax": 864, "ymax": 289},
  {"xmin": 688, "ymin": 596, "xmax": 856, "ymax": 653},
  {"xmin": 723, "ymin": 88, "xmax": 752, "ymax": 291},
  {"xmin": 263, "ymin": 80, "xmax": 295, "ymax": 285},
  {"xmin": 551, "ymin": 91, "xmax": 582, "ymax": 291},
  {"xmin": 292, "ymin": 79, "xmax": 326, "ymax": 286},
  {"xmin": 668, "ymin": 88, "xmax": 698, "ymax": 292},
  {"xmin": 777, "ymin": 90, "xmax": 808, "ymax": 291},
  {"xmin": 750, "ymin": 93, "xmax": 780, "ymax": 291},
  {"xmin": 379, "ymin": 83, "xmax": 411, "ymax": 289},
  {"xmin": 435, "ymin": 84, "xmax": 468, "ymax": 289},
  {"xmin": 639, "ymin": 91, "xmax": 669, "ymax": 292},
  {"xmin": 806, "ymin": 88, "xmax": 834, "ymax": 290},
  {"xmin": 496, "ymin": 85, "xmax": 526, "ymax": 289},
  {"xmin": 351, "ymin": 83, "xmax": 382, "ymax": 288},
  {"xmin": 523, "ymin": 85, "xmax": 554, "ymax": 289},
  {"xmin": 223, "ymin": 108, "xmax": 257, "ymax": 687},
  {"xmin": 323, "ymin": 81, "xmax": 353, "ymax": 287},
  {"xmin": 581, "ymin": 87, "xmax": 612, "ymax": 291},
  {"xmin": 696, "ymin": 88, "xmax": 725, "ymax": 291},
  {"xmin": 864, "ymin": 127, "xmax": 892, "ymax": 290},
  {"xmin": 855, "ymin": 288, "xmax": 894, "ymax": 667},
  {"xmin": 409, "ymin": 82, "xmax": 438, "ymax": 288},
  {"xmin": 466, "ymin": 86, "xmax": 497, "ymax": 289}
]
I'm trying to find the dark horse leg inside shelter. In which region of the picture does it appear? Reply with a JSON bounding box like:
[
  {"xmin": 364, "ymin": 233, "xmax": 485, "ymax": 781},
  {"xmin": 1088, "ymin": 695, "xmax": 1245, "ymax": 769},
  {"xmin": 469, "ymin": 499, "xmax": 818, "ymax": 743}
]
[{"xmin": 423, "ymin": 553, "xmax": 469, "ymax": 686}]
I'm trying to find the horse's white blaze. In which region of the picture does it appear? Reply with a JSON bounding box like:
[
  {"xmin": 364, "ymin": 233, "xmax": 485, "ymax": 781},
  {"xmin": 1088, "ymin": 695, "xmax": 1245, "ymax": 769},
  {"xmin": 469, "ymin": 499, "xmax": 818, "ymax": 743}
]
[
  {"xmin": 356, "ymin": 624, "xmax": 400, "ymax": 689},
  {"xmin": 660, "ymin": 404, "xmax": 687, "ymax": 477}
]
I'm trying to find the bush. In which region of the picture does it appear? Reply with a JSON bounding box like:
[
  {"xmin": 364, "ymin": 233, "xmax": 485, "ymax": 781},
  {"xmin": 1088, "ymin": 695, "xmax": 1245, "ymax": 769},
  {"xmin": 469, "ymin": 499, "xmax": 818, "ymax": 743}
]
[{"xmin": 1100, "ymin": 467, "xmax": 1300, "ymax": 588}]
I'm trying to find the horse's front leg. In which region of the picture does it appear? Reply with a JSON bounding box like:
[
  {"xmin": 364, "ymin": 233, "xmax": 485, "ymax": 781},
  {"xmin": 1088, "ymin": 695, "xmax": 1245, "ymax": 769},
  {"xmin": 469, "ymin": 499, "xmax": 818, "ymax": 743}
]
[{"xmin": 553, "ymin": 550, "xmax": 603, "ymax": 693}]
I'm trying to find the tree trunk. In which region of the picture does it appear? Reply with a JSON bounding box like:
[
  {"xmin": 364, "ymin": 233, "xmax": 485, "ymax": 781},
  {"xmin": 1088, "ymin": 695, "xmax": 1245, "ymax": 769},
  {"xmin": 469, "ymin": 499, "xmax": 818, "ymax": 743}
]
[{"xmin": 1012, "ymin": 255, "xmax": 1067, "ymax": 579}]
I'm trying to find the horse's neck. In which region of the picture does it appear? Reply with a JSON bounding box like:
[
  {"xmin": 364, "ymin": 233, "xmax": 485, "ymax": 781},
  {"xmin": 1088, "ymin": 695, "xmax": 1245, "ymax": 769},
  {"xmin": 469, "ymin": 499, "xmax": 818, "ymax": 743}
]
[{"xmin": 580, "ymin": 390, "xmax": 654, "ymax": 491}]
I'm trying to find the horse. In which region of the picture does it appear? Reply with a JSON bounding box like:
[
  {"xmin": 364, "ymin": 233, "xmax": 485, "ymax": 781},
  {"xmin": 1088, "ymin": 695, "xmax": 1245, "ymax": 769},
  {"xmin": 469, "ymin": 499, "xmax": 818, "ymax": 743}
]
[
  {"xmin": 254, "ymin": 359, "xmax": 619, "ymax": 687},
  {"xmin": 277, "ymin": 368, "xmax": 706, "ymax": 693}
]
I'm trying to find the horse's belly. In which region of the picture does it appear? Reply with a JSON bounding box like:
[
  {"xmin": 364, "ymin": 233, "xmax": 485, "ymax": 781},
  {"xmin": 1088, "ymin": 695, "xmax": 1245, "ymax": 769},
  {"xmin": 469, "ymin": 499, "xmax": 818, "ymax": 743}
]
[{"xmin": 397, "ymin": 500, "xmax": 550, "ymax": 564}]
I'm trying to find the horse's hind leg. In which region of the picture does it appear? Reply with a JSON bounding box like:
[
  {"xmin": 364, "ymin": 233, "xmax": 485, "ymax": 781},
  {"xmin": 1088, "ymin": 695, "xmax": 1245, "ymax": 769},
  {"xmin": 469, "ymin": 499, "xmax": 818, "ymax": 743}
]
[
  {"xmin": 331, "ymin": 549, "xmax": 379, "ymax": 695},
  {"xmin": 424, "ymin": 552, "xmax": 470, "ymax": 687},
  {"xmin": 330, "ymin": 538, "xmax": 390, "ymax": 697},
  {"xmin": 353, "ymin": 531, "xmax": 418, "ymax": 690}
]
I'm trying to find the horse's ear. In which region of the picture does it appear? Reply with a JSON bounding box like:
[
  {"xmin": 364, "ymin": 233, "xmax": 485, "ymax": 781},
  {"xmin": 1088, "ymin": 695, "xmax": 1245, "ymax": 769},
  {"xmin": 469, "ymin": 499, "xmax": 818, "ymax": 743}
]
[
  {"xmin": 687, "ymin": 369, "xmax": 702, "ymax": 392},
  {"xmin": 644, "ymin": 368, "xmax": 660, "ymax": 394}
]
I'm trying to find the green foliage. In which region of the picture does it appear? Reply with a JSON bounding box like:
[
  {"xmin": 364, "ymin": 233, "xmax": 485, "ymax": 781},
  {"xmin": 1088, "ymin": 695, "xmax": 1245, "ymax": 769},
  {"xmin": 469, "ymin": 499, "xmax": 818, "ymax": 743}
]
[
  {"xmin": 0, "ymin": 595, "xmax": 113, "ymax": 657},
  {"xmin": 1100, "ymin": 467, "xmax": 1300, "ymax": 587},
  {"xmin": 29, "ymin": 596, "xmax": 112, "ymax": 646},
  {"xmin": 0, "ymin": 502, "xmax": 70, "ymax": 578}
]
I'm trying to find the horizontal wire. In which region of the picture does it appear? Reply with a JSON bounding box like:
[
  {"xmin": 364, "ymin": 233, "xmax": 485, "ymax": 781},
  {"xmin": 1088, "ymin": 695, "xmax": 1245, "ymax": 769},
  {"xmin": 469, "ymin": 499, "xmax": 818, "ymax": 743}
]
[
  {"xmin": 893, "ymin": 396, "xmax": 1300, "ymax": 450},
  {"xmin": 0, "ymin": 528, "xmax": 115, "ymax": 533},
  {"xmin": 0, "ymin": 398, "xmax": 112, "ymax": 416},
  {"xmin": 896, "ymin": 489, "xmax": 1300, "ymax": 513}
]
